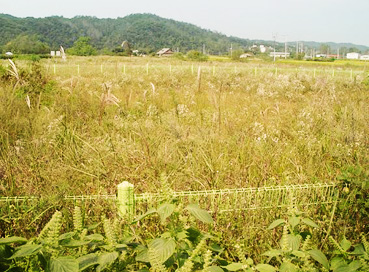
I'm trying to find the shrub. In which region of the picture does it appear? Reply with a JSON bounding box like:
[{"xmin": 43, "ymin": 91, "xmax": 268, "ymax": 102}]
[{"xmin": 186, "ymin": 50, "xmax": 208, "ymax": 61}]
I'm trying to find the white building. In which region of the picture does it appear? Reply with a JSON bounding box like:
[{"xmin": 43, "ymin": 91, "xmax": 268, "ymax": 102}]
[
  {"xmin": 360, "ymin": 55, "xmax": 369, "ymax": 60},
  {"xmin": 269, "ymin": 52, "xmax": 290, "ymax": 58},
  {"xmin": 260, "ymin": 45, "xmax": 266, "ymax": 53},
  {"xmin": 347, "ymin": 52, "xmax": 361, "ymax": 59}
]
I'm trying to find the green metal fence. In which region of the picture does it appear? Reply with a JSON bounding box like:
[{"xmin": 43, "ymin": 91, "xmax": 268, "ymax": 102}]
[{"xmin": 1, "ymin": 182, "xmax": 338, "ymax": 220}]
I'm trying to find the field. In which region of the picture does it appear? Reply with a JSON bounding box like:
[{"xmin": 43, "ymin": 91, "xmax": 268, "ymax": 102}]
[{"xmin": 0, "ymin": 56, "xmax": 369, "ymax": 271}]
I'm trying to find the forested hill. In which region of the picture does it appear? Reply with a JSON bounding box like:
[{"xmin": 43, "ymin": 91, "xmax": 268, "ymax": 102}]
[{"xmin": 0, "ymin": 13, "xmax": 252, "ymax": 54}]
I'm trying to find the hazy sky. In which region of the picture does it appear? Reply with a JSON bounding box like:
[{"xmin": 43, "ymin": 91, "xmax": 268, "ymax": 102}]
[{"xmin": 2, "ymin": 0, "xmax": 369, "ymax": 46}]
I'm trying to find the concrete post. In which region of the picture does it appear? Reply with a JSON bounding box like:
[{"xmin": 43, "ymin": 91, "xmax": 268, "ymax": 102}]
[{"xmin": 117, "ymin": 181, "xmax": 134, "ymax": 219}]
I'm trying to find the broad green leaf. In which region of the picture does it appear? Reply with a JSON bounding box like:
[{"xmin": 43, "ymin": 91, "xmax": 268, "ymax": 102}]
[
  {"xmin": 351, "ymin": 244, "xmax": 365, "ymax": 255},
  {"xmin": 308, "ymin": 249, "xmax": 329, "ymax": 270},
  {"xmin": 186, "ymin": 204, "xmax": 213, "ymax": 224},
  {"xmin": 280, "ymin": 262, "xmax": 297, "ymax": 272},
  {"xmin": 136, "ymin": 245, "xmax": 149, "ymax": 263},
  {"xmin": 0, "ymin": 236, "xmax": 27, "ymax": 245},
  {"xmin": 58, "ymin": 232, "xmax": 75, "ymax": 241},
  {"xmin": 291, "ymin": 250, "xmax": 305, "ymax": 258},
  {"xmin": 84, "ymin": 234, "xmax": 104, "ymax": 241},
  {"xmin": 176, "ymin": 230, "xmax": 188, "ymax": 240},
  {"xmin": 340, "ymin": 237, "xmax": 352, "ymax": 251},
  {"xmin": 334, "ymin": 264, "xmax": 350, "ymax": 272},
  {"xmin": 302, "ymin": 218, "xmax": 319, "ymax": 228},
  {"xmin": 330, "ymin": 257, "xmax": 347, "ymax": 271},
  {"xmin": 157, "ymin": 203, "xmax": 175, "ymax": 223},
  {"xmin": 262, "ymin": 249, "xmax": 282, "ymax": 257},
  {"xmin": 10, "ymin": 244, "xmax": 42, "ymax": 259},
  {"xmin": 205, "ymin": 266, "xmax": 224, "ymax": 272},
  {"xmin": 148, "ymin": 238, "xmax": 176, "ymax": 264},
  {"xmin": 96, "ymin": 252, "xmax": 119, "ymax": 272},
  {"xmin": 210, "ymin": 243, "xmax": 224, "ymax": 253},
  {"xmin": 77, "ymin": 253, "xmax": 99, "ymax": 271},
  {"xmin": 133, "ymin": 208, "xmax": 157, "ymax": 223},
  {"xmin": 348, "ymin": 260, "xmax": 362, "ymax": 271},
  {"xmin": 115, "ymin": 243, "xmax": 127, "ymax": 251},
  {"xmin": 267, "ymin": 219, "xmax": 285, "ymax": 230},
  {"xmin": 255, "ymin": 264, "xmax": 277, "ymax": 272},
  {"xmin": 49, "ymin": 256, "xmax": 78, "ymax": 272},
  {"xmin": 87, "ymin": 222, "xmax": 100, "ymax": 231},
  {"xmin": 61, "ymin": 240, "xmax": 90, "ymax": 248},
  {"xmin": 221, "ymin": 262, "xmax": 244, "ymax": 271},
  {"xmin": 288, "ymin": 216, "xmax": 300, "ymax": 229},
  {"xmin": 287, "ymin": 234, "xmax": 301, "ymax": 251}
]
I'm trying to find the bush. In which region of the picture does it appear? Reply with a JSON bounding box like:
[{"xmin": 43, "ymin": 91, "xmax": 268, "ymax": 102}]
[{"xmin": 186, "ymin": 50, "xmax": 208, "ymax": 61}]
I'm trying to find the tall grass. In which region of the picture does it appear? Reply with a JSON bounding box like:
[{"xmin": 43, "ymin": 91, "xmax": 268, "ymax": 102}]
[
  {"xmin": 0, "ymin": 57, "xmax": 368, "ymax": 197},
  {"xmin": 1, "ymin": 57, "xmax": 368, "ymax": 259}
]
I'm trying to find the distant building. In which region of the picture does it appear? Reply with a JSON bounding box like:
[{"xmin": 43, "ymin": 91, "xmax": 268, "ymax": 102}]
[
  {"xmin": 347, "ymin": 52, "xmax": 361, "ymax": 59},
  {"xmin": 316, "ymin": 54, "xmax": 327, "ymax": 58},
  {"xmin": 240, "ymin": 53, "xmax": 253, "ymax": 58},
  {"xmin": 156, "ymin": 48, "xmax": 174, "ymax": 57},
  {"xmin": 5, "ymin": 52, "xmax": 13, "ymax": 56},
  {"xmin": 327, "ymin": 54, "xmax": 339, "ymax": 59},
  {"xmin": 260, "ymin": 45, "xmax": 266, "ymax": 53},
  {"xmin": 269, "ymin": 52, "xmax": 290, "ymax": 58},
  {"xmin": 360, "ymin": 55, "xmax": 369, "ymax": 60}
]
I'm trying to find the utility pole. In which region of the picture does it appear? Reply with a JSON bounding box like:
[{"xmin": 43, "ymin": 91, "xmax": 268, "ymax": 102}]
[
  {"xmin": 296, "ymin": 41, "xmax": 298, "ymax": 56},
  {"xmin": 282, "ymin": 35, "xmax": 287, "ymax": 59},
  {"xmin": 272, "ymin": 33, "xmax": 277, "ymax": 62},
  {"xmin": 230, "ymin": 43, "xmax": 233, "ymax": 58}
]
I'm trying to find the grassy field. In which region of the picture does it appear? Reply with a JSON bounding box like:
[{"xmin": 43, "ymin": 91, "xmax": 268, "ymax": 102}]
[
  {"xmin": 0, "ymin": 56, "xmax": 368, "ymax": 270},
  {"xmin": 1, "ymin": 56, "xmax": 368, "ymax": 196}
]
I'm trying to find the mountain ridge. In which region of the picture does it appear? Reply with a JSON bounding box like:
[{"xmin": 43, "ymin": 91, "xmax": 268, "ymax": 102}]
[{"xmin": 0, "ymin": 13, "xmax": 368, "ymax": 54}]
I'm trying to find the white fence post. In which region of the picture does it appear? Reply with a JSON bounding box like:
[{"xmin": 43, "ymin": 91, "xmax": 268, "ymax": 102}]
[{"xmin": 117, "ymin": 181, "xmax": 135, "ymax": 219}]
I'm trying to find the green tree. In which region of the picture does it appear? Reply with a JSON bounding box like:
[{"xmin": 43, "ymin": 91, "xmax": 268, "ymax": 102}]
[
  {"xmin": 5, "ymin": 34, "xmax": 50, "ymax": 54},
  {"xmin": 348, "ymin": 47, "xmax": 360, "ymax": 53},
  {"xmin": 319, "ymin": 43, "xmax": 330, "ymax": 54},
  {"xmin": 67, "ymin": 36, "xmax": 97, "ymax": 56}
]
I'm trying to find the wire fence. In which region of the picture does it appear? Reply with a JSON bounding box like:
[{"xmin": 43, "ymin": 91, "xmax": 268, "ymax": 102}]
[
  {"xmin": 0, "ymin": 182, "xmax": 340, "ymax": 240},
  {"xmin": 41, "ymin": 63, "xmax": 365, "ymax": 79},
  {"xmin": 1, "ymin": 182, "xmax": 338, "ymax": 218}
]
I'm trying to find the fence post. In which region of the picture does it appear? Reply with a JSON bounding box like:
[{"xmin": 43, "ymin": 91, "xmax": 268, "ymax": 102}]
[{"xmin": 117, "ymin": 181, "xmax": 135, "ymax": 219}]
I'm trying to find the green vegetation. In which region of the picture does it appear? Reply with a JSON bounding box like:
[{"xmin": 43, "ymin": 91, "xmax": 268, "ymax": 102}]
[
  {"xmin": 0, "ymin": 14, "xmax": 253, "ymax": 54},
  {"xmin": 1, "ymin": 202, "xmax": 368, "ymax": 271},
  {"xmin": 0, "ymin": 56, "xmax": 368, "ymax": 270},
  {"xmin": 67, "ymin": 37, "xmax": 97, "ymax": 56},
  {"xmin": 4, "ymin": 34, "xmax": 50, "ymax": 54},
  {"xmin": 186, "ymin": 50, "xmax": 208, "ymax": 61}
]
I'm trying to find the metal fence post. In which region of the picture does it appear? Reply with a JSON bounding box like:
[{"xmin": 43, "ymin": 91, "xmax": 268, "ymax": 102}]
[{"xmin": 117, "ymin": 181, "xmax": 135, "ymax": 219}]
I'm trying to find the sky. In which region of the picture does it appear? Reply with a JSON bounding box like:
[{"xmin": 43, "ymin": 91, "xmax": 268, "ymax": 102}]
[{"xmin": 2, "ymin": 0, "xmax": 369, "ymax": 46}]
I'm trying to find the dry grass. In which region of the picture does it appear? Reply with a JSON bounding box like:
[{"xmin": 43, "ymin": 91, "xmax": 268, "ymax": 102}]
[{"xmin": 0, "ymin": 56, "xmax": 368, "ymax": 197}]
